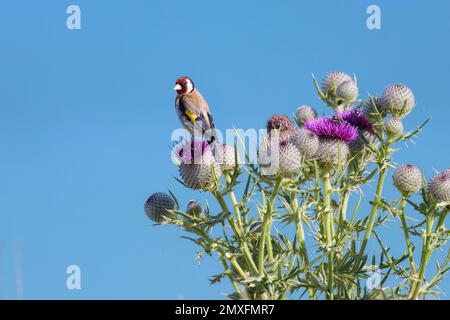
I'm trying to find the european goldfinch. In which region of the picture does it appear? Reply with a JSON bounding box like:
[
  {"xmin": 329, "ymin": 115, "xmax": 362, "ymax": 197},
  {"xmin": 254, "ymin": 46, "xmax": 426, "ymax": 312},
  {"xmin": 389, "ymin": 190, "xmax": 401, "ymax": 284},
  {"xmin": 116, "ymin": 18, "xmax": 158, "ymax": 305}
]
[{"xmin": 174, "ymin": 77, "xmax": 216, "ymax": 143}]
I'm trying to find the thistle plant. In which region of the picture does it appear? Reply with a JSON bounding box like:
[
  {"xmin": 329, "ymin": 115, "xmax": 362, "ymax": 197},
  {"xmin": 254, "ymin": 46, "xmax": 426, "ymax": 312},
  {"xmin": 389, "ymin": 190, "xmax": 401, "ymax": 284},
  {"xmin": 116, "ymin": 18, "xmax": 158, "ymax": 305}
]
[{"xmin": 144, "ymin": 72, "xmax": 450, "ymax": 300}]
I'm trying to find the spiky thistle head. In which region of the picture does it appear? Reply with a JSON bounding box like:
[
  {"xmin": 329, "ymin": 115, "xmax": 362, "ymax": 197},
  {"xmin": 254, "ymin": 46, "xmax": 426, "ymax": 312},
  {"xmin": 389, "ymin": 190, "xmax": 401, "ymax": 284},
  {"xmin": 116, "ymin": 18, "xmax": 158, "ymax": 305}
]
[
  {"xmin": 316, "ymin": 138, "xmax": 349, "ymax": 166},
  {"xmin": 294, "ymin": 105, "xmax": 317, "ymax": 127},
  {"xmin": 267, "ymin": 114, "xmax": 296, "ymax": 142},
  {"xmin": 186, "ymin": 199, "xmax": 203, "ymax": 216},
  {"xmin": 277, "ymin": 140, "xmax": 302, "ymax": 176},
  {"xmin": 304, "ymin": 117, "xmax": 358, "ymax": 143},
  {"xmin": 176, "ymin": 140, "xmax": 222, "ymax": 190},
  {"xmin": 428, "ymin": 169, "xmax": 450, "ymax": 203},
  {"xmin": 393, "ymin": 164, "xmax": 422, "ymax": 195},
  {"xmin": 215, "ymin": 144, "xmax": 239, "ymax": 172},
  {"xmin": 363, "ymin": 97, "xmax": 387, "ymax": 121},
  {"xmin": 257, "ymin": 138, "xmax": 302, "ymax": 177},
  {"xmin": 144, "ymin": 192, "xmax": 175, "ymax": 224},
  {"xmin": 289, "ymin": 128, "xmax": 319, "ymax": 160},
  {"xmin": 336, "ymin": 80, "xmax": 359, "ymax": 104},
  {"xmin": 384, "ymin": 117, "xmax": 404, "ymax": 138},
  {"xmin": 321, "ymin": 72, "xmax": 354, "ymax": 96},
  {"xmin": 381, "ymin": 84, "xmax": 416, "ymax": 118}
]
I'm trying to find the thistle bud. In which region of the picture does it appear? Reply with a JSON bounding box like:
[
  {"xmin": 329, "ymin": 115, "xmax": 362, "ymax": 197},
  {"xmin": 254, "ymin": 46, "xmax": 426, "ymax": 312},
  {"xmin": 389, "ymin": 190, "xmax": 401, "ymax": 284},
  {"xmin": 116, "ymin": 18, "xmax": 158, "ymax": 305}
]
[
  {"xmin": 215, "ymin": 144, "xmax": 239, "ymax": 172},
  {"xmin": 321, "ymin": 72, "xmax": 354, "ymax": 97},
  {"xmin": 278, "ymin": 141, "xmax": 302, "ymax": 176},
  {"xmin": 317, "ymin": 138, "xmax": 349, "ymax": 166},
  {"xmin": 384, "ymin": 117, "xmax": 404, "ymax": 138},
  {"xmin": 381, "ymin": 84, "xmax": 415, "ymax": 118},
  {"xmin": 258, "ymin": 139, "xmax": 302, "ymax": 177},
  {"xmin": 144, "ymin": 192, "xmax": 175, "ymax": 224},
  {"xmin": 294, "ymin": 105, "xmax": 317, "ymax": 127},
  {"xmin": 428, "ymin": 169, "xmax": 450, "ymax": 203},
  {"xmin": 289, "ymin": 128, "xmax": 319, "ymax": 160},
  {"xmin": 336, "ymin": 80, "xmax": 359, "ymax": 103},
  {"xmin": 393, "ymin": 164, "xmax": 422, "ymax": 195},
  {"xmin": 186, "ymin": 199, "xmax": 203, "ymax": 216},
  {"xmin": 363, "ymin": 97, "xmax": 387, "ymax": 121}
]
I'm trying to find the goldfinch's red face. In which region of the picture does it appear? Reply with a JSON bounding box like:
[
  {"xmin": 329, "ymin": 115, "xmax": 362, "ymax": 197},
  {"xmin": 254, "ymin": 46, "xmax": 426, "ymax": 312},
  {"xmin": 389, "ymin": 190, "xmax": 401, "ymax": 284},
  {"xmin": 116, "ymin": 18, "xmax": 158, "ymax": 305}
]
[{"xmin": 174, "ymin": 77, "xmax": 194, "ymax": 95}]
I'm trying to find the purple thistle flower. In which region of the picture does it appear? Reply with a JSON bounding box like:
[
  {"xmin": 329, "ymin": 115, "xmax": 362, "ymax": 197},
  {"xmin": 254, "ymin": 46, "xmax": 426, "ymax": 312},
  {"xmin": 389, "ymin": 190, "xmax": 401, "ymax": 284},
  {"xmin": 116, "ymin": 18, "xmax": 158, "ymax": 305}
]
[
  {"xmin": 336, "ymin": 109, "xmax": 374, "ymax": 133},
  {"xmin": 304, "ymin": 117, "xmax": 358, "ymax": 143},
  {"xmin": 177, "ymin": 140, "xmax": 211, "ymax": 163}
]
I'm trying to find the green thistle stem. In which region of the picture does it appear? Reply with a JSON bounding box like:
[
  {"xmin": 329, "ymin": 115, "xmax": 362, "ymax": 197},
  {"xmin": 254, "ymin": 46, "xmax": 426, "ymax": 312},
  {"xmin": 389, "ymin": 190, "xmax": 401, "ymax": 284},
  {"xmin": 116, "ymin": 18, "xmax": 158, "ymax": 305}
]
[
  {"xmin": 220, "ymin": 250, "xmax": 247, "ymax": 281},
  {"xmin": 219, "ymin": 257, "xmax": 241, "ymax": 293},
  {"xmin": 322, "ymin": 168, "xmax": 334, "ymax": 300},
  {"xmin": 290, "ymin": 193, "xmax": 316, "ymax": 299},
  {"xmin": 435, "ymin": 208, "xmax": 449, "ymax": 231},
  {"xmin": 214, "ymin": 192, "xmax": 259, "ymax": 275},
  {"xmin": 339, "ymin": 192, "xmax": 350, "ymax": 224},
  {"xmin": 399, "ymin": 197, "xmax": 417, "ymax": 275},
  {"xmin": 291, "ymin": 194, "xmax": 307, "ymax": 256},
  {"xmin": 196, "ymin": 229, "xmax": 248, "ymax": 284},
  {"xmin": 410, "ymin": 212, "xmax": 435, "ymax": 299},
  {"xmin": 266, "ymin": 223, "xmax": 275, "ymax": 263},
  {"xmin": 225, "ymin": 174, "xmax": 244, "ymax": 233},
  {"xmin": 358, "ymin": 153, "xmax": 389, "ymax": 260},
  {"xmin": 339, "ymin": 159, "xmax": 356, "ymax": 225},
  {"xmin": 258, "ymin": 177, "xmax": 282, "ymax": 274}
]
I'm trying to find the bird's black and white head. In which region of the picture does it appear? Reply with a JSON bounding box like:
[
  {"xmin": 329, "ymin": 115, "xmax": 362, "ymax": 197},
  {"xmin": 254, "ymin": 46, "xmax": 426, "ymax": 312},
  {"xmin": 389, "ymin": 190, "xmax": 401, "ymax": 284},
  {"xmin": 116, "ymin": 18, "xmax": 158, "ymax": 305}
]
[{"xmin": 174, "ymin": 77, "xmax": 195, "ymax": 95}]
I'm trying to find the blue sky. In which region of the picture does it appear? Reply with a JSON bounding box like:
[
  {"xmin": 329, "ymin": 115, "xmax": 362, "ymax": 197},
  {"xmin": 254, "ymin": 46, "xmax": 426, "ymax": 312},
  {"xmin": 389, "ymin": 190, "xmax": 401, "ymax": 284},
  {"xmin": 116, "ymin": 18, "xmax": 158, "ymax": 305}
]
[{"xmin": 0, "ymin": 0, "xmax": 450, "ymax": 299}]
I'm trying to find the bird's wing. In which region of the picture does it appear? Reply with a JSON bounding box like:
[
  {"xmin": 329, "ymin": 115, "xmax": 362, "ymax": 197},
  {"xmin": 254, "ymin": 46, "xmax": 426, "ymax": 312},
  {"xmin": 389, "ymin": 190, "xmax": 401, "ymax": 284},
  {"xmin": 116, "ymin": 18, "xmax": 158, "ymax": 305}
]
[
  {"xmin": 175, "ymin": 96, "xmax": 195, "ymax": 133},
  {"xmin": 206, "ymin": 112, "xmax": 215, "ymax": 129},
  {"xmin": 176, "ymin": 93, "xmax": 214, "ymax": 134},
  {"xmin": 192, "ymin": 90, "xmax": 215, "ymax": 130}
]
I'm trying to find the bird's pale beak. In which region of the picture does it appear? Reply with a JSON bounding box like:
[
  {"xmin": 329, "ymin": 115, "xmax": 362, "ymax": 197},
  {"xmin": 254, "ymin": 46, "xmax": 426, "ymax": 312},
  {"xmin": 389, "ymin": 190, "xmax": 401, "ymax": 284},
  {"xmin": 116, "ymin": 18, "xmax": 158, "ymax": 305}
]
[{"xmin": 173, "ymin": 84, "xmax": 182, "ymax": 91}]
